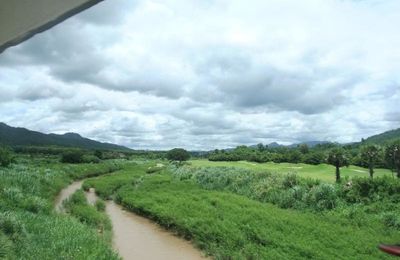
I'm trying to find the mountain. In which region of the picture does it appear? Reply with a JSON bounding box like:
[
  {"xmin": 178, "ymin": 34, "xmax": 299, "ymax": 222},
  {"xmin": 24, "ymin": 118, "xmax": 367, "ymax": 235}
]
[
  {"xmin": 363, "ymin": 128, "xmax": 400, "ymax": 145},
  {"xmin": 288, "ymin": 141, "xmax": 332, "ymax": 148},
  {"xmin": 0, "ymin": 122, "xmax": 131, "ymax": 151}
]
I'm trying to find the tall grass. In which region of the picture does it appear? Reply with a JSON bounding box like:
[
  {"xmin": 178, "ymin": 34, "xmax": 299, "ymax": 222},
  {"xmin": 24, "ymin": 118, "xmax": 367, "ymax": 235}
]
[
  {"xmin": 0, "ymin": 156, "xmax": 122, "ymax": 259},
  {"xmin": 86, "ymin": 162, "xmax": 400, "ymax": 259}
]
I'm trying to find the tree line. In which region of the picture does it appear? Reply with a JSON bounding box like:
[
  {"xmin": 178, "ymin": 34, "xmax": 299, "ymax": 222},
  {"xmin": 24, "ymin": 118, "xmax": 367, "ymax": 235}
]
[{"xmin": 208, "ymin": 141, "xmax": 400, "ymax": 182}]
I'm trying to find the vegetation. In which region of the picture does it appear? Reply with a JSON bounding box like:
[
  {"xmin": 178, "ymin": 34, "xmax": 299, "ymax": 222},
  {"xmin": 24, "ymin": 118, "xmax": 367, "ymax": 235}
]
[
  {"xmin": 360, "ymin": 145, "xmax": 381, "ymax": 178},
  {"xmin": 166, "ymin": 148, "xmax": 190, "ymax": 162},
  {"xmin": 0, "ymin": 155, "xmax": 122, "ymax": 259},
  {"xmin": 84, "ymin": 162, "xmax": 399, "ymax": 259},
  {"xmin": 1, "ymin": 125, "xmax": 399, "ymax": 259},
  {"xmin": 0, "ymin": 146, "xmax": 13, "ymax": 167},
  {"xmin": 190, "ymin": 160, "xmax": 393, "ymax": 183},
  {"xmin": 385, "ymin": 140, "xmax": 400, "ymax": 178},
  {"xmin": 63, "ymin": 190, "xmax": 112, "ymax": 242},
  {"xmin": 327, "ymin": 148, "xmax": 349, "ymax": 183}
]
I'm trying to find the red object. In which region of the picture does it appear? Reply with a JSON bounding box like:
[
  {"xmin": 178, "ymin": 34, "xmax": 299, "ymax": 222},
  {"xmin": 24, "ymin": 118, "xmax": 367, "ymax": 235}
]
[{"xmin": 379, "ymin": 244, "xmax": 400, "ymax": 257}]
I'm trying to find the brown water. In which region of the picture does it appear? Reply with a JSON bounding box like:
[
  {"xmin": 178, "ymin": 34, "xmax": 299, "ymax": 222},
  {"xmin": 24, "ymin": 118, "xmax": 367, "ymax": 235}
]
[
  {"xmin": 54, "ymin": 181, "xmax": 83, "ymax": 212},
  {"xmin": 57, "ymin": 181, "xmax": 207, "ymax": 260}
]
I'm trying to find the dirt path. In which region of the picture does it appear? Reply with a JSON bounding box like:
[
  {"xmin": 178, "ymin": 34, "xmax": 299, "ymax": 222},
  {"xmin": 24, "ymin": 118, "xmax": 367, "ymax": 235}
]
[{"xmin": 55, "ymin": 181, "xmax": 207, "ymax": 260}]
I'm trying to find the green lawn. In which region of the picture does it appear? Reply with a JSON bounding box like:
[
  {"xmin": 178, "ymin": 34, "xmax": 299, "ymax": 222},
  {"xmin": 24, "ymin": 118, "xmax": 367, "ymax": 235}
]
[{"xmin": 190, "ymin": 160, "xmax": 394, "ymax": 182}]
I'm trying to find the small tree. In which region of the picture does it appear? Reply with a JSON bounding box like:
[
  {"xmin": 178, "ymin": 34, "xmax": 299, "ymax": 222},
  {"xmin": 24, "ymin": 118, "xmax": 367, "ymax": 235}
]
[
  {"xmin": 166, "ymin": 148, "xmax": 190, "ymax": 163},
  {"xmin": 360, "ymin": 145, "xmax": 380, "ymax": 178},
  {"xmin": 299, "ymin": 144, "xmax": 309, "ymax": 154},
  {"xmin": 61, "ymin": 150, "xmax": 84, "ymax": 164},
  {"xmin": 327, "ymin": 148, "xmax": 349, "ymax": 183},
  {"xmin": 0, "ymin": 146, "xmax": 14, "ymax": 167},
  {"xmin": 385, "ymin": 141, "xmax": 400, "ymax": 178}
]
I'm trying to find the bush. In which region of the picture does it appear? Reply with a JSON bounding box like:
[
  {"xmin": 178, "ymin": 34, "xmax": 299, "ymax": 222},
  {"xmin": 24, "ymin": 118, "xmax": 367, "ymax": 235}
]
[
  {"xmin": 82, "ymin": 155, "xmax": 101, "ymax": 164},
  {"xmin": 382, "ymin": 213, "xmax": 400, "ymax": 229},
  {"xmin": 95, "ymin": 200, "xmax": 106, "ymax": 212},
  {"xmin": 343, "ymin": 176, "xmax": 400, "ymax": 203},
  {"xmin": 0, "ymin": 146, "xmax": 14, "ymax": 167},
  {"xmin": 305, "ymin": 184, "xmax": 338, "ymax": 211},
  {"xmin": 61, "ymin": 150, "xmax": 84, "ymax": 164}
]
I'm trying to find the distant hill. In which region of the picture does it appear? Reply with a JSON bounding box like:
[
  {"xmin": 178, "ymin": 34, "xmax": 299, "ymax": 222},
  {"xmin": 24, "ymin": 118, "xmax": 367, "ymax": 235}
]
[
  {"xmin": 363, "ymin": 128, "xmax": 400, "ymax": 145},
  {"xmin": 0, "ymin": 122, "xmax": 131, "ymax": 151},
  {"xmin": 287, "ymin": 141, "xmax": 331, "ymax": 148}
]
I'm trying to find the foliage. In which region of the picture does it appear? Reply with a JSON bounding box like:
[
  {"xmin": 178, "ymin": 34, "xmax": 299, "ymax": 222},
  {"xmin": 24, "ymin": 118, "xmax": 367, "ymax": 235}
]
[
  {"xmin": 82, "ymin": 154, "xmax": 101, "ymax": 164},
  {"xmin": 303, "ymin": 152, "xmax": 325, "ymax": 165},
  {"xmin": 385, "ymin": 140, "xmax": 400, "ymax": 178},
  {"xmin": 63, "ymin": 190, "xmax": 112, "ymax": 240},
  {"xmin": 360, "ymin": 145, "xmax": 381, "ymax": 178},
  {"xmin": 327, "ymin": 148, "xmax": 349, "ymax": 182},
  {"xmin": 61, "ymin": 150, "xmax": 84, "ymax": 164},
  {"xmin": 86, "ymin": 163, "xmax": 399, "ymax": 259},
  {"xmin": 0, "ymin": 146, "xmax": 14, "ymax": 167},
  {"xmin": 0, "ymin": 156, "xmax": 123, "ymax": 259},
  {"xmin": 166, "ymin": 148, "xmax": 190, "ymax": 162}
]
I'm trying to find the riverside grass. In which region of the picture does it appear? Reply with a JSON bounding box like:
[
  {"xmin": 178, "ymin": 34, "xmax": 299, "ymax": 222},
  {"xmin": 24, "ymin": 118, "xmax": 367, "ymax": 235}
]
[
  {"xmin": 85, "ymin": 161, "xmax": 400, "ymax": 260},
  {"xmin": 0, "ymin": 155, "xmax": 122, "ymax": 259}
]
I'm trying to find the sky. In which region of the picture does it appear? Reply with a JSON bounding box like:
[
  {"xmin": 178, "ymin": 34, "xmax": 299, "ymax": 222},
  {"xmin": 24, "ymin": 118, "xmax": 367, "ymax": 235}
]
[{"xmin": 0, "ymin": 0, "xmax": 399, "ymax": 150}]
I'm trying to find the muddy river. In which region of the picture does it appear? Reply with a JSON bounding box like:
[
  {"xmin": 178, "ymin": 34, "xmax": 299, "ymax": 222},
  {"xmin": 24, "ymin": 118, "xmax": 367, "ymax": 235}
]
[{"xmin": 55, "ymin": 181, "xmax": 206, "ymax": 260}]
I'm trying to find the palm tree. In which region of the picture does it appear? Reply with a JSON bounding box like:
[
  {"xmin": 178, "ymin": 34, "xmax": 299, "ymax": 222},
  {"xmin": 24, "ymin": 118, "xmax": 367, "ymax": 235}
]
[
  {"xmin": 360, "ymin": 145, "xmax": 380, "ymax": 178},
  {"xmin": 327, "ymin": 148, "xmax": 349, "ymax": 183},
  {"xmin": 385, "ymin": 141, "xmax": 400, "ymax": 178}
]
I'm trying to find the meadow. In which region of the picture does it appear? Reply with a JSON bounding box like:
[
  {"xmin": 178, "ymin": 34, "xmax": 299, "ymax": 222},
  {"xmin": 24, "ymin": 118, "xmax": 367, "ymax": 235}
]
[{"xmin": 84, "ymin": 160, "xmax": 400, "ymax": 259}]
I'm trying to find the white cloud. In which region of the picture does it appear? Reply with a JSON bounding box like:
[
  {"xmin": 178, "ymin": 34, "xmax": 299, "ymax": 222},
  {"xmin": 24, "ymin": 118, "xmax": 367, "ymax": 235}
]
[{"xmin": 0, "ymin": 0, "xmax": 399, "ymax": 150}]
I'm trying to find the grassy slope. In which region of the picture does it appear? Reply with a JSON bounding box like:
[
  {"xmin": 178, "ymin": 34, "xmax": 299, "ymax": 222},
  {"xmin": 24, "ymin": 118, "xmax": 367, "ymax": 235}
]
[
  {"xmin": 0, "ymin": 156, "xmax": 122, "ymax": 259},
  {"xmin": 85, "ymin": 162, "xmax": 399, "ymax": 260},
  {"xmin": 190, "ymin": 160, "xmax": 393, "ymax": 182}
]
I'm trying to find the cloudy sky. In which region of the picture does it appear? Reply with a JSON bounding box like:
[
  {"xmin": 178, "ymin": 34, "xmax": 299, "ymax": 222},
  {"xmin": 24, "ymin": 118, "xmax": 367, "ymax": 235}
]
[{"xmin": 0, "ymin": 0, "xmax": 399, "ymax": 150}]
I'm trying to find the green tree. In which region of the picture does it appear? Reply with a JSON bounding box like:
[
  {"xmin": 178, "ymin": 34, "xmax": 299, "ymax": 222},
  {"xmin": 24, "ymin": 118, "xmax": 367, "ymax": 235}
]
[
  {"xmin": 385, "ymin": 141, "xmax": 400, "ymax": 178},
  {"xmin": 304, "ymin": 152, "xmax": 325, "ymax": 165},
  {"xmin": 94, "ymin": 150, "xmax": 103, "ymax": 159},
  {"xmin": 299, "ymin": 144, "xmax": 309, "ymax": 154},
  {"xmin": 166, "ymin": 148, "xmax": 190, "ymax": 162},
  {"xmin": 327, "ymin": 148, "xmax": 349, "ymax": 183},
  {"xmin": 0, "ymin": 146, "xmax": 14, "ymax": 167},
  {"xmin": 257, "ymin": 143, "xmax": 265, "ymax": 152},
  {"xmin": 360, "ymin": 145, "xmax": 380, "ymax": 178},
  {"xmin": 61, "ymin": 150, "xmax": 84, "ymax": 164}
]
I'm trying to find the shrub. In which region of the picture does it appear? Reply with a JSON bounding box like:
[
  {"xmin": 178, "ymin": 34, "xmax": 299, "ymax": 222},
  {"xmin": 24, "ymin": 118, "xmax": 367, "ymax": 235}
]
[
  {"xmin": 82, "ymin": 155, "xmax": 101, "ymax": 164},
  {"xmin": 305, "ymin": 184, "xmax": 338, "ymax": 211},
  {"xmin": 343, "ymin": 176, "xmax": 400, "ymax": 203},
  {"xmin": 282, "ymin": 173, "xmax": 300, "ymax": 189},
  {"xmin": 61, "ymin": 150, "xmax": 84, "ymax": 164},
  {"xmin": 382, "ymin": 213, "xmax": 400, "ymax": 230},
  {"xmin": 95, "ymin": 200, "xmax": 106, "ymax": 212},
  {"xmin": 0, "ymin": 146, "xmax": 14, "ymax": 167}
]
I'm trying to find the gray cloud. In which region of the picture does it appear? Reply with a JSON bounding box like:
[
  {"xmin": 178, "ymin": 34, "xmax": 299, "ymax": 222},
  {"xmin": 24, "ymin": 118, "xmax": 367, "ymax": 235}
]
[{"xmin": 0, "ymin": 0, "xmax": 400, "ymax": 149}]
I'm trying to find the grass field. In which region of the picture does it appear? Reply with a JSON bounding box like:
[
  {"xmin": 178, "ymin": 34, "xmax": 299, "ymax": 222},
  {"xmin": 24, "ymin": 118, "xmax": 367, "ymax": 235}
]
[
  {"xmin": 84, "ymin": 161, "xmax": 400, "ymax": 259},
  {"xmin": 190, "ymin": 160, "xmax": 394, "ymax": 182},
  {"xmin": 0, "ymin": 155, "xmax": 122, "ymax": 259}
]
